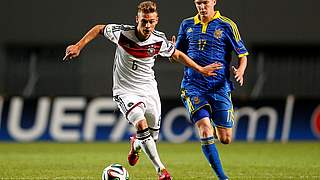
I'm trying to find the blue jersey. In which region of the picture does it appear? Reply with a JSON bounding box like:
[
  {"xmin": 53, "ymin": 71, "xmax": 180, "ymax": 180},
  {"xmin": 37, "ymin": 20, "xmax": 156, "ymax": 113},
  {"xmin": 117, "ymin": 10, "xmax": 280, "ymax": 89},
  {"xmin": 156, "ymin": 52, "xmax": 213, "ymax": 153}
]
[{"xmin": 176, "ymin": 11, "xmax": 249, "ymax": 93}]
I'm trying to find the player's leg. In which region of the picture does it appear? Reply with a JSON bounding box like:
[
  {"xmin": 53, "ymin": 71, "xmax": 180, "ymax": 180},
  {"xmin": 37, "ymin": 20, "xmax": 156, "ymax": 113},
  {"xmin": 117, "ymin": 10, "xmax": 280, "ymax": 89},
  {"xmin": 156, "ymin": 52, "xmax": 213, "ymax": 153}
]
[
  {"xmin": 181, "ymin": 90, "xmax": 228, "ymax": 180},
  {"xmin": 145, "ymin": 93, "xmax": 161, "ymax": 142},
  {"xmin": 132, "ymin": 114, "xmax": 165, "ymax": 170},
  {"xmin": 215, "ymin": 126, "xmax": 233, "ymax": 144},
  {"xmin": 144, "ymin": 94, "xmax": 172, "ymax": 179},
  {"xmin": 113, "ymin": 95, "xmax": 143, "ymax": 166},
  {"xmin": 211, "ymin": 91, "xmax": 234, "ymax": 144},
  {"xmin": 194, "ymin": 109, "xmax": 229, "ymax": 180},
  {"xmin": 123, "ymin": 104, "xmax": 166, "ymax": 173},
  {"xmin": 132, "ymin": 108, "xmax": 172, "ymax": 179}
]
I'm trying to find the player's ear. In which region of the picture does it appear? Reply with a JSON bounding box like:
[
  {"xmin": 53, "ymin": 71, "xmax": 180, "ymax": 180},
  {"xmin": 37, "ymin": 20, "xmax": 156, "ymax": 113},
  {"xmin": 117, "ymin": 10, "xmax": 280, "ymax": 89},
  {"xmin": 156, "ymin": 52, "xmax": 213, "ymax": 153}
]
[{"xmin": 135, "ymin": 16, "xmax": 139, "ymax": 24}]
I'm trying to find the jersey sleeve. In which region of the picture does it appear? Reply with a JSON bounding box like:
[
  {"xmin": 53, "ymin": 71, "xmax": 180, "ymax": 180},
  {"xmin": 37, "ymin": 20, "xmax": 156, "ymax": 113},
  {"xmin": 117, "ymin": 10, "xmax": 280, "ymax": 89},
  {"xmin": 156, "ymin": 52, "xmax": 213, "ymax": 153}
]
[
  {"xmin": 159, "ymin": 35, "xmax": 175, "ymax": 58},
  {"xmin": 103, "ymin": 24, "xmax": 123, "ymax": 44},
  {"xmin": 175, "ymin": 20, "xmax": 189, "ymax": 54},
  {"xmin": 225, "ymin": 21, "xmax": 249, "ymax": 58}
]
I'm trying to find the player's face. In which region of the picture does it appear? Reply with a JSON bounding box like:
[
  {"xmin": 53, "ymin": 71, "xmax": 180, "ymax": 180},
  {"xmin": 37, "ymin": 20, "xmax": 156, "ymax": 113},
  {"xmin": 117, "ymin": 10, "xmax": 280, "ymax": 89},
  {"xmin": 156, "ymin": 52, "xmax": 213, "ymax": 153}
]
[
  {"xmin": 136, "ymin": 12, "xmax": 158, "ymax": 40},
  {"xmin": 194, "ymin": 0, "xmax": 216, "ymax": 17}
]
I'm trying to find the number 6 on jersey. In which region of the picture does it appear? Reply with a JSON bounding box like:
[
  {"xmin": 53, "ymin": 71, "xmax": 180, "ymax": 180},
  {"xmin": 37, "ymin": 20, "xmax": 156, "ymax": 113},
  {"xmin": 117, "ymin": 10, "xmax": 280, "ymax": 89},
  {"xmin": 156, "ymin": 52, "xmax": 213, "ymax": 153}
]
[{"xmin": 132, "ymin": 60, "xmax": 138, "ymax": 70}]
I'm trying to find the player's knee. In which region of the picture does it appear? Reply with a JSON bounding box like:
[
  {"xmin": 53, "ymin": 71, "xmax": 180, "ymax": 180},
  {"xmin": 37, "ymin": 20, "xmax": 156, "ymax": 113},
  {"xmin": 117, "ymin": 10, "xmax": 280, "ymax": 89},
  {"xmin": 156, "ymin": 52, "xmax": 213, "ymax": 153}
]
[
  {"xmin": 135, "ymin": 119, "xmax": 148, "ymax": 131},
  {"xmin": 215, "ymin": 127, "xmax": 233, "ymax": 144},
  {"xmin": 219, "ymin": 136, "xmax": 232, "ymax": 144},
  {"xmin": 196, "ymin": 118, "xmax": 214, "ymax": 138},
  {"xmin": 128, "ymin": 106, "xmax": 147, "ymax": 131},
  {"xmin": 199, "ymin": 125, "xmax": 214, "ymax": 138}
]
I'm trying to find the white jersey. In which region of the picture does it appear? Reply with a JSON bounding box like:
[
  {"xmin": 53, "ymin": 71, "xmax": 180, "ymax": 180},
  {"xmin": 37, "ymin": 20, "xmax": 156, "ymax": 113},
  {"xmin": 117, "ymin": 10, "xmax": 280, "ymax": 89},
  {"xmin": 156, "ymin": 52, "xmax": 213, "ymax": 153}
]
[{"xmin": 103, "ymin": 24, "xmax": 175, "ymax": 96}]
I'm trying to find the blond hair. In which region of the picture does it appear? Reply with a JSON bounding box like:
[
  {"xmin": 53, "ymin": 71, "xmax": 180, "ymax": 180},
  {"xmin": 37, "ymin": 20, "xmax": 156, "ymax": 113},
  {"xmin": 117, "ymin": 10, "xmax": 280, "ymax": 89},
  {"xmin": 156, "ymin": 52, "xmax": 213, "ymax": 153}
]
[{"xmin": 137, "ymin": 1, "xmax": 158, "ymax": 14}]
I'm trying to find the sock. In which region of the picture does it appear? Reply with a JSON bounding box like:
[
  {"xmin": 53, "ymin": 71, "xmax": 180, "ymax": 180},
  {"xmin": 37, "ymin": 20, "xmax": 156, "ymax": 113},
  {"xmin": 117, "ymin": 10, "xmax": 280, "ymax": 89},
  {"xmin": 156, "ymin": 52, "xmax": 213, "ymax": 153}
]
[
  {"xmin": 133, "ymin": 138, "xmax": 141, "ymax": 152},
  {"xmin": 137, "ymin": 129, "xmax": 165, "ymax": 173},
  {"xmin": 201, "ymin": 136, "xmax": 228, "ymax": 180}
]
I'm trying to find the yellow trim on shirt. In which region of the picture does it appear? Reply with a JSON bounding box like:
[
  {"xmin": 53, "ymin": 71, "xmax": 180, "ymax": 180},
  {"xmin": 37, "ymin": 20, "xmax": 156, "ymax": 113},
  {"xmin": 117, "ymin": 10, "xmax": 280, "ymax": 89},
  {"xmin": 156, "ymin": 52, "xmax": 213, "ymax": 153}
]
[
  {"xmin": 238, "ymin": 52, "xmax": 249, "ymax": 58},
  {"xmin": 194, "ymin": 11, "xmax": 221, "ymax": 33},
  {"xmin": 219, "ymin": 16, "xmax": 241, "ymax": 42}
]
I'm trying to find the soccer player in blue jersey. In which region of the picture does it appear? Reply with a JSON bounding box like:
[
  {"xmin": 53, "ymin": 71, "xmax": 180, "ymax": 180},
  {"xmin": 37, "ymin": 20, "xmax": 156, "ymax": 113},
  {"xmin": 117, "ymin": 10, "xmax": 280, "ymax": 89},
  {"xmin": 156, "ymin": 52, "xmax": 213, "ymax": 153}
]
[{"xmin": 174, "ymin": 0, "xmax": 249, "ymax": 179}]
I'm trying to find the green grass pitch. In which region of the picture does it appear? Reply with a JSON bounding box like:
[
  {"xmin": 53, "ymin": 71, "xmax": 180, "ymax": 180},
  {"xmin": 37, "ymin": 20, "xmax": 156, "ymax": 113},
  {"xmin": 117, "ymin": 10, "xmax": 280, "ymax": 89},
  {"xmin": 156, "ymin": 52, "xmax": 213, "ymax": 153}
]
[{"xmin": 0, "ymin": 142, "xmax": 319, "ymax": 179}]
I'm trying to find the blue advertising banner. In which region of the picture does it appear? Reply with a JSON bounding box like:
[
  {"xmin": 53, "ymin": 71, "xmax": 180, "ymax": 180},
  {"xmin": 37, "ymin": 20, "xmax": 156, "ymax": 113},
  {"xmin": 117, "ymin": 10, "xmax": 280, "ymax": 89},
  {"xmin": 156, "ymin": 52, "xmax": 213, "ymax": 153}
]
[{"xmin": 0, "ymin": 96, "xmax": 319, "ymax": 142}]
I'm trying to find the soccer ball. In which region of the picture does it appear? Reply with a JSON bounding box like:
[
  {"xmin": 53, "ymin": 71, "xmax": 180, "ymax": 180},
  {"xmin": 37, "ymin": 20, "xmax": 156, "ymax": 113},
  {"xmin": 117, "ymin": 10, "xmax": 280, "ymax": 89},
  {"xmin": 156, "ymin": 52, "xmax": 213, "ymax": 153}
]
[{"xmin": 102, "ymin": 163, "xmax": 129, "ymax": 180}]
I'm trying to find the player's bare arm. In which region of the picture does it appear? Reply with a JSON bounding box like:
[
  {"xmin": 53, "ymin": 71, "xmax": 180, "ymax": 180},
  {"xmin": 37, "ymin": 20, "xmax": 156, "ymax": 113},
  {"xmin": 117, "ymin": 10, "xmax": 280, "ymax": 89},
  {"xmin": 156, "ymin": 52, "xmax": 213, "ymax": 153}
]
[
  {"xmin": 171, "ymin": 49, "xmax": 222, "ymax": 77},
  {"xmin": 63, "ymin": 24, "xmax": 105, "ymax": 61},
  {"xmin": 169, "ymin": 35, "xmax": 222, "ymax": 76},
  {"xmin": 232, "ymin": 56, "xmax": 247, "ymax": 86}
]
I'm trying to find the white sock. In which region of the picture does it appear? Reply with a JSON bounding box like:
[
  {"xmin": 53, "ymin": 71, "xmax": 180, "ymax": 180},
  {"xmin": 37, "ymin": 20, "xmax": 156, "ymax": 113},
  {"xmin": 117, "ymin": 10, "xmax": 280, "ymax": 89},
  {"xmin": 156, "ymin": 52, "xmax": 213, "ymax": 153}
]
[
  {"xmin": 133, "ymin": 139, "xmax": 141, "ymax": 152},
  {"xmin": 137, "ymin": 129, "xmax": 165, "ymax": 172}
]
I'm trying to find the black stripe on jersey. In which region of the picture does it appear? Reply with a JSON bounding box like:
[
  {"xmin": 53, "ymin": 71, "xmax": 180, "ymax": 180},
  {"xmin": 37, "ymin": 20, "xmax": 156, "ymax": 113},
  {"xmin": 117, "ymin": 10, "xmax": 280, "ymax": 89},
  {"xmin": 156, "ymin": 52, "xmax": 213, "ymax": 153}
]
[
  {"xmin": 111, "ymin": 24, "xmax": 135, "ymax": 33},
  {"xmin": 112, "ymin": 26, "xmax": 122, "ymax": 32},
  {"xmin": 115, "ymin": 24, "xmax": 135, "ymax": 31},
  {"xmin": 168, "ymin": 44, "xmax": 174, "ymax": 53},
  {"xmin": 121, "ymin": 25, "xmax": 135, "ymax": 31},
  {"xmin": 153, "ymin": 31, "xmax": 172, "ymax": 48},
  {"xmin": 152, "ymin": 31, "xmax": 167, "ymax": 42},
  {"xmin": 152, "ymin": 30, "xmax": 165, "ymax": 37},
  {"xmin": 111, "ymin": 25, "xmax": 135, "ymax": 38},
  {"xmin": 112, "ymin": 63, "xmax": 116, "ymax": 73},
  {"xmin": 110, "ymin": 26, "xmax": 122, "ymax": 39},
  {"xmin": 113, "ymin": 95, "xmax": 128, "ymax": 113},
  {"xmin": 103, "ymin": 25, "xmax": 108, "ymax": 35}
]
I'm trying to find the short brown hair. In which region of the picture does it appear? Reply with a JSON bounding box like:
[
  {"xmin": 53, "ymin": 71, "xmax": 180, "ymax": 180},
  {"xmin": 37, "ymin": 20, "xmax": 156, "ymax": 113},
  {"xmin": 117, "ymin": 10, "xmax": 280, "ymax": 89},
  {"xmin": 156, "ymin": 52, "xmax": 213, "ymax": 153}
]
[{"xmin": 137, "ymin": 1, "xmax": 158, "ymax": 14}]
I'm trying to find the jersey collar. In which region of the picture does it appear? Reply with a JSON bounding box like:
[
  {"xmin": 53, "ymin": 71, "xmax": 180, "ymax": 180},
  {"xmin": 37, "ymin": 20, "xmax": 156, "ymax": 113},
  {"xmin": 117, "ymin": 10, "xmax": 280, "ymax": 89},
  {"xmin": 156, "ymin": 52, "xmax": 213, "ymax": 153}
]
[{"xmin": 194, "ymin": 11, "xmax": 221, "ymax": 24}]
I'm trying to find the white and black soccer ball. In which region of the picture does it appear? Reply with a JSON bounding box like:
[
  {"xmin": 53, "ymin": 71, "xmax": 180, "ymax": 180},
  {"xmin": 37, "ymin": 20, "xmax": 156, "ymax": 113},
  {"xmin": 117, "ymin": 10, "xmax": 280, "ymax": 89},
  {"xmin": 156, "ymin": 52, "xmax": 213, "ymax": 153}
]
[{"xmin": 102, "ymin": 163, "xmax": 129, "ymax": 180}]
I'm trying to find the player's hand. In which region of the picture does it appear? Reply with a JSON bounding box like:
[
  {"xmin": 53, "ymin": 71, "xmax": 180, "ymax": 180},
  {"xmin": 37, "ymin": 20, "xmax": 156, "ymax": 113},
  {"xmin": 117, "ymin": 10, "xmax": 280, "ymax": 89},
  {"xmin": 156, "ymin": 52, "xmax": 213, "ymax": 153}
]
[
  {"xmin": 232, "ymin": 66, "xmax": 244, "ymax": 86},
  {"xmin": 63, "ymin": 45, "xmax": 80, "ymax": 61},
  {"xmin": 171, "ymin": 35, "xmax": 176, "ymax": 45},
  {"xmin": 200, "ymin": 62, "xmax": 222, "ymax": 77},
  {"xmin": 169, "ymin": 36, "xmax": 177, "ymax": 63}
]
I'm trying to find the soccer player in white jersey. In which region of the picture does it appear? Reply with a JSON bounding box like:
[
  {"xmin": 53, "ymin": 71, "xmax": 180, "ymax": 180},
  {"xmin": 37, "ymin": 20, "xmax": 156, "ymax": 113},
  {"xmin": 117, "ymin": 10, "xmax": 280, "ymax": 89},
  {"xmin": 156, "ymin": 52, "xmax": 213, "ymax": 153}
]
[{"xmin": 63, "ymin": 1, "xmax": 221, "ymax": 179}]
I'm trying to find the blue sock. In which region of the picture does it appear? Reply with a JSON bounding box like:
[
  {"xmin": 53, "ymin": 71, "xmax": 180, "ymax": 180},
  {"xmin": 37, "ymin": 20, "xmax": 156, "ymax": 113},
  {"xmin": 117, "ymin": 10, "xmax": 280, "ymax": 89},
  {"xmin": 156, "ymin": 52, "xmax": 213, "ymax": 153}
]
[{"xmin": 201, "ymin": 136, "xmax": 228, "ymax": 180}]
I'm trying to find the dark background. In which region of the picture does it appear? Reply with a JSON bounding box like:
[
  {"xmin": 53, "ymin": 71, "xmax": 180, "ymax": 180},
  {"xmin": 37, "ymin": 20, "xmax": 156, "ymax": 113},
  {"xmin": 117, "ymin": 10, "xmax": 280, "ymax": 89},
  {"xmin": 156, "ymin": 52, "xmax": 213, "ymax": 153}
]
[{"xmin": 1, "ymin": 0, "xmax": 319, "ymax": 98}]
